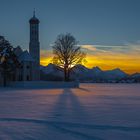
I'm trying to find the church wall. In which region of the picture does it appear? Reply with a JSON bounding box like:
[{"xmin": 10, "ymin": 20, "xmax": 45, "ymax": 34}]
[{"xmin": 22, "ymin": 61, "xmax": 33, "ymax": 81}]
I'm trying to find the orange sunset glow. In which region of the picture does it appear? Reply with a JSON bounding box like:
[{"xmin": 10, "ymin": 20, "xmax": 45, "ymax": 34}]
[{"xmin": 40, "ymin": 44, "xmax": 140, "ymax": 74}]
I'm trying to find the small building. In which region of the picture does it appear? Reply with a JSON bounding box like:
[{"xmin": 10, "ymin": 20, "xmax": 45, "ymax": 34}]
[{"xmin": 18, "ymin": 50, "xmax": 35, "ymax": 81}]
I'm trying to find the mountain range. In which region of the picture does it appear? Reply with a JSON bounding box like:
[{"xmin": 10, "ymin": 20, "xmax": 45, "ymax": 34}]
[{"xmin": 40, "ymin": 63, "xmax": 140, "ymax": 83}]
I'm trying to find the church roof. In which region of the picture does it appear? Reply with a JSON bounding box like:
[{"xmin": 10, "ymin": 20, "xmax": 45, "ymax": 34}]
[
  {"xmin": 14, "ymin": 46, "xmax": 23, "ymax": 57},
  {"xmin": 18, "ymin": 50, "xmax": 35, "ymax": 62}
]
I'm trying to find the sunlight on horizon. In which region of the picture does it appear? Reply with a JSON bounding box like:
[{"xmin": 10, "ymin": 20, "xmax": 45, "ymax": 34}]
[
  {"xmin": 40, "ymin": 55, "xmax": 140, "ymax": 74},
  {"xmin": 40, "ymin": 44, "xmax": 140, "ymax": 74}
]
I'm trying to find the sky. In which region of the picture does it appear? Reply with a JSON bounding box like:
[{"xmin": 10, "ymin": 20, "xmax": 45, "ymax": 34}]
[{"xmin": 0, "ymin": 0, "xmax": 140, "ymax": 73}]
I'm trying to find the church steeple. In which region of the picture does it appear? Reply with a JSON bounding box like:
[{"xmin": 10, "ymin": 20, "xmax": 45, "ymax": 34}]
[
  {"xmin": 29, "ymin": 11, "xmax": 40, "ymax": 80},
  {"xmin": 33, "ymin": 9, "xmax": 35, "ymax": 17}
]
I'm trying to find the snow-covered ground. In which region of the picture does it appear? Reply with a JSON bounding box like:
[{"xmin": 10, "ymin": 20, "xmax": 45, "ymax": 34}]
[{"xmin": 0, "ymin": 84, "xmax": 140, "ymax": 140}]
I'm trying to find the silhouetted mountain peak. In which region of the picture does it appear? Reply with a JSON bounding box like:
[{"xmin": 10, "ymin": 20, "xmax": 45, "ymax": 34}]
[
  {"xmin": 72, "ymin": 64, "xmax": 89, "ymax": 73},
  {"xmin": 73, "ymin": 64, "xmax": 88, "ymax": 69},
  {"xmin": 113, "ymin": 68, "xmax": 122, "ymax": 72},
  {"xmin": 131, "ymin": 73, "xmax": 140, "ymax": 78},
  {"xmin": 40, "ymin": 63, "xmax": 59, "ymax": 74},
  {"xmin": 111, "ymin": 68, "xmax": 127, "ymax": 75},
  {"xmin": 40, "ymin": 63, "xmax": 137, "ymax": 82},
  {"xmin": 92, "ymin": 66, "xmax": 102, "ymax": 72},
  {"xmin": 47, "ymin": 63, "xmax": 57, "ymax": 68}
]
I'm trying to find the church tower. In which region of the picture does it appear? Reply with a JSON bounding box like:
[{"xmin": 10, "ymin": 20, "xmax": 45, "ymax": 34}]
[{"xmin": 29, "ymin": 10, "xmax": 40, "ymax": 80}]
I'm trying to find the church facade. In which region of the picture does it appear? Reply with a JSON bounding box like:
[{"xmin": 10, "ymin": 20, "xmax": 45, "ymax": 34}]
[{"xmin": 0, "ymin": 11, "xmax": 40, "ymax": 85}]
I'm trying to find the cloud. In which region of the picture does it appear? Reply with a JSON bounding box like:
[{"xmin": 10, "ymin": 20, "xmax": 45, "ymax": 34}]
[
  {"xmin": 40, "ymin": 49, "xmax": 53, "ymax": 58},
  {"xmin": 81, "ymin": 43, "xmax": 140, "ymax": 54},
  {"xmin": 81, "ymin": 45, "xmax": 97, "ymax": 51}
]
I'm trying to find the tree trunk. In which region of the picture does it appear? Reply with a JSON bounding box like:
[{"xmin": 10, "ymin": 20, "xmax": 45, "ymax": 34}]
[
  {"xmin": 64, "ymin": 65, "xmax": 69, "ymax": 81},
  {"xmin": 67, "ymin": 69, "xmax": 70, "ymax": 81},
  {"xmin": 3, "ymin": 62, "xmax": 7, "ymax": 87},
  {"xmin": 64, "ymin": 66, "xmax": 67, "ymax": 81}
]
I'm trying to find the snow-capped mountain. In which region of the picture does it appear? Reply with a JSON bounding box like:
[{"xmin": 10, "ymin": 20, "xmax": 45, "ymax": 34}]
[
  {"xmin": 40, "ymin": 64, "xmax": 63, "ymax": 81},
  {"xmin": 130, "ymin": 73, "xmax": 140, "ymax": 78},
  {"xmin": 91, "ymin": 66, "xmax": 102, "ymax": 74},
  {"xmin": 70, "ymin": 65, "xmax": 91, "ymax": 80},
  {"xmin": 90, "ymin": 67, "xmax": 103, "ymax": 80},
  {"xmin": 100, "ymin": 68, "xmax": 127, "ymax": 80},
  {"xmin": 40, "ymin": 64, "xmax": 129, "ymax": 82},
  {"xmin": 71, "ymin": 65, "xmax": 128, "ymax": 81},
  {"xmin": 125, "ymin": 73, "xmax": 140, "ymax": 83},
  {"xmin": 40, "ymin": 63, "xmax": 62, "ymax": 74}
]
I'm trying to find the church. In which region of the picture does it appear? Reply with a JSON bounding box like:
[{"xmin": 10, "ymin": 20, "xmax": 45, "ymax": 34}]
[
  {"xmin": 0, "ymin": 11, "xmax": 40, "ymax": 84},
  {"xmin": 15, "ymin": 11, "xmax": 40, "ymax": 81}
]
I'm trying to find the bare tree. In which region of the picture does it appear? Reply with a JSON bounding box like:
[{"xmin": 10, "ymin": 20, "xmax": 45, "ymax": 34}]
[{"xmin": 52, "ymin": 33, "xmax": 86, "ymax": 81}]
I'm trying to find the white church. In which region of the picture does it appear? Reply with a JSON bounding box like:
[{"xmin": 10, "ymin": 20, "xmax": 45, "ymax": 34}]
[
  {"xmin": 0, "ymin": 11, "xmax": 40, "ymax": 84},
  {"xmin": 14, "ymin": 11, "xmax": 40, "ymax": 81}
]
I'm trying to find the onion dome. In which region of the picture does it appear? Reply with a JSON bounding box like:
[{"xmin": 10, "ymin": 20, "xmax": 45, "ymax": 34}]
[{"xmin": 29, "ymin": 10, "xmax": 39, "ymax": 24}]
